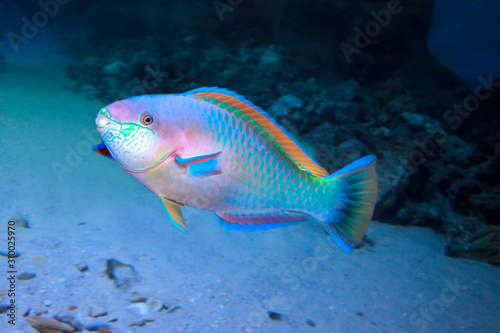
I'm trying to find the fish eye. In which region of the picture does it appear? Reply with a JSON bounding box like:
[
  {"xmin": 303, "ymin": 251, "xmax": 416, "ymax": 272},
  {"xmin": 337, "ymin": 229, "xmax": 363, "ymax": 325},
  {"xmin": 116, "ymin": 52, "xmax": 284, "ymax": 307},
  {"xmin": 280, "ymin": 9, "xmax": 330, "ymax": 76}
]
[{"xmin": 141, "ymin": 112, "xmax": 154, "ymax": 125}]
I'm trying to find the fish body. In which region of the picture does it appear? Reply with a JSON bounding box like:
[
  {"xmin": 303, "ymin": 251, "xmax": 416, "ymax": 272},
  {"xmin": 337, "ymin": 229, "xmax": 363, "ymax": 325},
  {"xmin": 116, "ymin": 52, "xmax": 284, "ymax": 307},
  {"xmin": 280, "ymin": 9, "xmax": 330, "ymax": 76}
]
[{"xmin": 94, "ymin": 87, "xmax": 378, "ymax": 253}]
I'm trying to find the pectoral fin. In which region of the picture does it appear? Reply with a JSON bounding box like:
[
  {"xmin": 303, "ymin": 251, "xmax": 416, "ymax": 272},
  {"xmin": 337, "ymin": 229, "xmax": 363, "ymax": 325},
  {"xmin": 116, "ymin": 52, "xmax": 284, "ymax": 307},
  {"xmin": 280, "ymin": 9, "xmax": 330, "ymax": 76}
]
[
  {"xmin": 160, "ymin": 197, "xmax": 186, "ymax": 233},
  {"xmin": 92, "ymin": 142, "xmax": 115, "ymax": 160},
  {"xmin": 175, "ymin": 152, "xmax": 222, "ymax": 178}
]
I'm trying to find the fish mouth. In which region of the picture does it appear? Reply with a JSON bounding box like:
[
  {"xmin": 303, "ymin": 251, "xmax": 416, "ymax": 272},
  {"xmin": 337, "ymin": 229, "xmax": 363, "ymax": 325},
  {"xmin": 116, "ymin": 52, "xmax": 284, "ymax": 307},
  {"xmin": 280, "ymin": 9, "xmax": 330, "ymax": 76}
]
[
  {"xmin": 94, "ymin": 114, "xmax": 173, "ymax": 173},
  {"xmin": 95, "ymin": 115, "xmax": 115, "ymax": 135}
]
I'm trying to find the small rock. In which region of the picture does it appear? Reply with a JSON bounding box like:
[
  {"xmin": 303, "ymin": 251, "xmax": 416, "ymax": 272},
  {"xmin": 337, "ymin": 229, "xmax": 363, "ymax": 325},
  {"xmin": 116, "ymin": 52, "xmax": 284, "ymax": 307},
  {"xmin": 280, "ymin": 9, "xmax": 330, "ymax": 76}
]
[
  {"xmin": 165, "ymin": 304, "xmax": 182, "ymax": 314},
  {"xmin": 268, "ymin": 311, "xmax": 282, "ymax": 321},
  {"xmin": 75, "ymin": 262, "xmax": 89, "ymax": 272},
  {"xmin": 7, "ymin": 216, "xmax": 30, "ymax": 229},
  {"xmin": 43, "ymin": 299, "xmax": 52, "ymax": 307},
  {"xmin": 25, "ymin": 316, "xmax": 75, "ymax": 333},
  {"xmin": 127, "ymin": 303, "xmax": 149, "ymax": 316},
  {"xmin": 89, "ymin": 305, "xmax": 108, "ymax": 318},
  {"xmin": 53, "ymin": 315, "xmax": 85, "ymax": 332},
  {"xmin": 86, "ymin": 324, "xmax": 112, "ymax": 332},
  {"xmin": 0, "ymin": 289, "xmax": 8, "ymax": 297},
  {"xmin": 0, "ymin": 304, "xmax": 10, "ymax": 314},
  {"xmin": 306, "ymin": 319, "xmax": 316, "ymax": 327},
  {"xmin": 129, "ymin": 320, "xmax": 146, "ymax": 327},
  {"xmin": 106, "ymin": 259, "xmax": 138, "ymax": 289},
  {"xmin": 67, "ymin": 305, "xmax": 78, "ymax": 311},
  {"xmin": 130, "ymin": 319, "xmax": 155, "ymax": 327},
  {"xmin": 146, "ymin": 297, "xmax": 163, "ymax": 312},
  {"xmin": 129, "ymin": 292, "xmax": 147, "ymax": 303},
  {"xmin": 18, "ymin": 272, "xmax": 36, "ymax": 280},
  {"xmin": 97, "ymin": 328, "xmax": 113, "ymax": 333}
]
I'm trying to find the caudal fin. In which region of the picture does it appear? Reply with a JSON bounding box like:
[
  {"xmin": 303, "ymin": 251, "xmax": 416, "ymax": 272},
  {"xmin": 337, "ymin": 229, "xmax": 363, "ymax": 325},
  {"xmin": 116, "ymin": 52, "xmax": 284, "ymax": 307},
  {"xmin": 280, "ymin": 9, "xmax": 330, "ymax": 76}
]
[{"xmin": 323, "ymin": 155, "xmax": 378, "ymax": 254}]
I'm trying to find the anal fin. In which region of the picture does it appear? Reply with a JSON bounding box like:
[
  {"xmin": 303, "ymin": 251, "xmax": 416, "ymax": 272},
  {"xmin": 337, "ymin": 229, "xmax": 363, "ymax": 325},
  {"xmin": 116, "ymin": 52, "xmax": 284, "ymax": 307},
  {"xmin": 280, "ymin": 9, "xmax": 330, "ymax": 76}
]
[{"xmin": 215, "ymin": 211, "xmax": 306, "ymax": 232}]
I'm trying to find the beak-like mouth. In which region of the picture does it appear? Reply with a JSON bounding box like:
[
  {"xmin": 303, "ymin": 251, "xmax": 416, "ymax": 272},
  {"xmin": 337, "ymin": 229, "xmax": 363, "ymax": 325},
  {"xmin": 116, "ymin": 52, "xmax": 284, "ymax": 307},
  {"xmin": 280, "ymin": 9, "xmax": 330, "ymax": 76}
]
[{"xmin": 95, "ymin": 115, "xmax": 111, "ymax": 135}]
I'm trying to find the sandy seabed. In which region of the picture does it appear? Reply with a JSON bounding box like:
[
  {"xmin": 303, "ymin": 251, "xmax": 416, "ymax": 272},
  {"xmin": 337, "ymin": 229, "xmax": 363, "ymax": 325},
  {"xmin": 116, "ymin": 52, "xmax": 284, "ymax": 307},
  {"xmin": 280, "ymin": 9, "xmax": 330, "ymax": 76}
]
[{"xmin": 0, "ymin": 46, "xmax": 499, "ymax": 333}]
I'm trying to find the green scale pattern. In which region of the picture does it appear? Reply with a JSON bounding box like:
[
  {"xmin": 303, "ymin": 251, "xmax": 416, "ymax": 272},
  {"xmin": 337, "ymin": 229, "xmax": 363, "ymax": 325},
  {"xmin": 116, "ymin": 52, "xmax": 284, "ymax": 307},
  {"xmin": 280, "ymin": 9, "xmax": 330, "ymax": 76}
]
[{"xmin": 199, "ymin": 96, "xmax": 342, "ymax": 218}]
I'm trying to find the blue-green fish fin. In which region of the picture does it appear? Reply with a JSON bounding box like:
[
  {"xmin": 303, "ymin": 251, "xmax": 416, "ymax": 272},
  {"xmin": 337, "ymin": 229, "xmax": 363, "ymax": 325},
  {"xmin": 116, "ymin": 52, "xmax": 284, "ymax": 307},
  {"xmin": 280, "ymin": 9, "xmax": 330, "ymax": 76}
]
[
  {"xmin": 175, "ymin": 152, "xmax": 221, "ymax": 178},
  {"xmin": 215, "ymin": 211, "xmax": 306, "ymax": 232},
  {"xmin": 92, "ymin": 142, "xmax": 115, "ymax": 160},
  {"xmin": 160, "ymin": 197, "xmax": 187, "ymax": 233},
  {"xmin": 322, "ymin": 155, "xmax": 378, "ymax": 254}
]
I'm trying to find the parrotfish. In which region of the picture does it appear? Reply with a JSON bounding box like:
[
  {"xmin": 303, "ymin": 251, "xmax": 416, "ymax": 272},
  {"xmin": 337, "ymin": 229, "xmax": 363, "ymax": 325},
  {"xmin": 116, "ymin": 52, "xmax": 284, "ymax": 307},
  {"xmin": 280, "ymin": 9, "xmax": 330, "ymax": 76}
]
[{"xmin": 93, "ymin": 87, "xmax": 378, "ymax": 254}]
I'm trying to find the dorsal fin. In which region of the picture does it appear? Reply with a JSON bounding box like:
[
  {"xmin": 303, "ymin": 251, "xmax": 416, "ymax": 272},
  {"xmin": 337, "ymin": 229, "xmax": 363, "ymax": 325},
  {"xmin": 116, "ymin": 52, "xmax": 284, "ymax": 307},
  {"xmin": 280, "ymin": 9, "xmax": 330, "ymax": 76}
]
[{"xmin": 182, "ymin": 87, "xmax": 329, "ymax": 178}]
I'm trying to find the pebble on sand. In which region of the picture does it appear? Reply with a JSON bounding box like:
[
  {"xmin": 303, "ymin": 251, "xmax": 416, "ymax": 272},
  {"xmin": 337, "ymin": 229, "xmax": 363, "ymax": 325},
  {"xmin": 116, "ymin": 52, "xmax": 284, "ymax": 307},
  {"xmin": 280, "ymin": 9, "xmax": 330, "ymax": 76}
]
[
  {"xmin": 129, "ymin": 292, "xmax": 147, "ymax": 303},
  {"xmin": 129, "ymin": 319, "xmax": 155, "ymax": 327},
  {"xmin": 75, "ymin": 262, "xmax": 89, "ymax": 272},
  {"xmin": 18, "ymin": 272, "xmax": 36, "ymax": 280},
  {"xmin": 146, "ymin": 297, "xmax": 164, "ymax": 312},
  {"xmin": 25, "ymin": 315, "xmax": 75, "ymax": 333},
  {"xmin": 165, "ymin": 305, "xmax": 182, "ymax": 314},
  {"xmin": 8, "ymin": 216, "xmax": 30, "ymax": 229},
  {"xmin": 128, "ymin": 302, "xmax": 150, "ymax": 316},
  {"xmin": 0, "ymin": 304, "xmax": 10, "ymax": 314},
  {"xmin": 89, "ymin": 305, "xmax": 108, "ymax": 318},
  {"xmin": 306, "ymin": 319, "xmax": 316, "ymax": 327},
  {"xmin": 86, "ymin": 324, "xmax": 113, "ymax": 332},
  {"xmin": 268, "ymin": 311, "xmax": 283, "ymax": 321},
  {"xmin": 106, "ymin": 259, "xmax": 138, "ymax": 288}
]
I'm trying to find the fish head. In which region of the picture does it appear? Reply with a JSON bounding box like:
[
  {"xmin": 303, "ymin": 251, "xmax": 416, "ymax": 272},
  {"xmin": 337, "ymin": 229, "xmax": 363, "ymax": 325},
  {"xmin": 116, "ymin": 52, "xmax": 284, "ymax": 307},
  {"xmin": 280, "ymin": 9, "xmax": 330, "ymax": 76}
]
[{"xmin": 95, "ymin": 96, "xmax": 182, "ymax": 172}]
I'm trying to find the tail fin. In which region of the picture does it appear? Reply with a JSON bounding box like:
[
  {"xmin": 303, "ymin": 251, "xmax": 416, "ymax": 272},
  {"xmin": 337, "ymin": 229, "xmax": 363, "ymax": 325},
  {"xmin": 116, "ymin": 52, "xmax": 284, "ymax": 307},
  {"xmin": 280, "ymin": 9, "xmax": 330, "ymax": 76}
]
[{"xmin": 323, "ymin": 155, "xmax": 378, "ymax": 254}]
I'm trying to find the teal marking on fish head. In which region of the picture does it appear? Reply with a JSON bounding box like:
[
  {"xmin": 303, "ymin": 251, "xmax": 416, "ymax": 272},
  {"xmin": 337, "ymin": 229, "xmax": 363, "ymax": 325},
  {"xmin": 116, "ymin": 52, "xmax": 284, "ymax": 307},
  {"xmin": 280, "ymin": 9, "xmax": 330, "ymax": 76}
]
[{"xmin": 95, "ymin": 97, "xmax": 182, "ymax": 172}]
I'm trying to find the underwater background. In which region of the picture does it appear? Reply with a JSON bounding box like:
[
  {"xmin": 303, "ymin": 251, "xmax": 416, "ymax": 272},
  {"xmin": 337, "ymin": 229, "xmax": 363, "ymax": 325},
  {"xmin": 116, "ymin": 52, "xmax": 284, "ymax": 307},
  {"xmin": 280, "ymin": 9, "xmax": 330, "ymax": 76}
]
[{"xmin": 0, "ymin": 0, "xmax": 499, "ymax": 332}]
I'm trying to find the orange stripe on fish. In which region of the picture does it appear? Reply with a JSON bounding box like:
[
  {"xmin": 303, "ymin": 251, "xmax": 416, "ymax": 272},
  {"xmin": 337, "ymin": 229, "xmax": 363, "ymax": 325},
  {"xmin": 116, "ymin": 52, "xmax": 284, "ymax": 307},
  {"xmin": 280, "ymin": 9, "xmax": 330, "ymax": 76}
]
[{"xmin": 189, "ymin": 90, "xmax": 329, "ymax": 178}]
